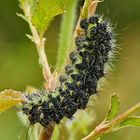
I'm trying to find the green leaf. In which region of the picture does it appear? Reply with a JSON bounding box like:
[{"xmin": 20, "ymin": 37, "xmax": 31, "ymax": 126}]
[
  {"xmin": 119, "ymin": 116, "xmax": 140, "ymax": 127},
  {"xmin": 106, "ymin": 94, "xmax": 120, "ymax": 121},
  {"xmin": 32, "ymin": 0, "xmax": 67, "ymax": 37},
  {"xmin": 56, "ymin": 0, "xmax": 78, "ymax": 72},
  {"xmin": 0, "ymin": 89, "xmax": 24, "ymax": 112}
]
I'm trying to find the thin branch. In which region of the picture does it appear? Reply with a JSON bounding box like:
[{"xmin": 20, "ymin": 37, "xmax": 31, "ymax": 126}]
[
  {"xmin": 20, "ymin": 3, "xmax": 53, "ymax": 87},
  {"xmin": 88, "ymin": 0, "xmax": 104, "ymax": 17},
  {"xmin": 81, "ymin": 0, "xmax": 93, "ymax": 19},
  {"xmin": 74, "ymin": 0, "xmax": 92, "ymax": 37},
  {"xmin": 111, "ymin": 102, "xmax": 140, "ymax": 127},
  {"xmin": 28, "ymin": 22, "xmax": 53, "ymax": 90},
  {"xmin": 39, "ymin": 126, "xmax": 55, "ymax": 140},
  {"xmin": 74, "ymin": 0, "xmax": 101, "ymax": 37},
  {"xmin": 82, "ymin": 102, "xmax": 140, "ymax": 140}
]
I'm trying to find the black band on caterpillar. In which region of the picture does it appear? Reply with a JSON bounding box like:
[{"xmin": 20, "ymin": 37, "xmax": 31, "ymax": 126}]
[{"xmin": 22, "ymin": 15, "xmax": 115, "ymax": 128}]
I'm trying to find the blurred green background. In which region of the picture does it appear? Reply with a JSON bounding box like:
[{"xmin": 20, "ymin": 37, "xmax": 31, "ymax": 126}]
[{"xmin": 0, "ymin": 0, "xmax": 140, "ymax": 140}]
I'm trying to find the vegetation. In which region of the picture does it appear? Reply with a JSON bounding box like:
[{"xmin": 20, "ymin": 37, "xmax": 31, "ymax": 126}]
[{"xmin": 0, "ymin": 0, "xmax": 140, "ymax": 140}]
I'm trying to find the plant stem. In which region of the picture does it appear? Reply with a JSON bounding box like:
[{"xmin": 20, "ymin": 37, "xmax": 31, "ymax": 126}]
[
  {"xmin": 19, "ymin": 2, "xmax": 53, "ymax": 86},
  {"xmin": 88, "ymin": 0, "xmax": 104, "ymax": 17},
  {"xmin": 81, "ymin": 0, "xmax": 92, "ymax": 19},
  {"xmin": 39, "ymin": 126, "xmax": 55, "ymax": 140},
  {"xmin": 56, "ymin": 0, "xmax": 78, "ymax": 73},
  {"xmin": 74, "ymin": 0, "xmax": 100, "ymax": 37},
  {"xmin": 28, "ymin": 21, "xmax": 53, "ymax": 89},
  {"xmin": 82, "ymin": 102, "xmax": 140, "ymax": 140},
  {"xmin": 111, "ymin": 102, "xmax": 140, "ymax": 127}
]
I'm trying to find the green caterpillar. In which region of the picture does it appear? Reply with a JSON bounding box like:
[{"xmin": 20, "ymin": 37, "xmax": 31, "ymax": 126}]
[{"xmin": 22, "ymin": 14, "xmax": 115, "ymax": 128}]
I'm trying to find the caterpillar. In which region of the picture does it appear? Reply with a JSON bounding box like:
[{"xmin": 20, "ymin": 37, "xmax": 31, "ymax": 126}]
[{"xmin": 22, "ymin": 14, "xmax": 115, "ymax": 128}]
